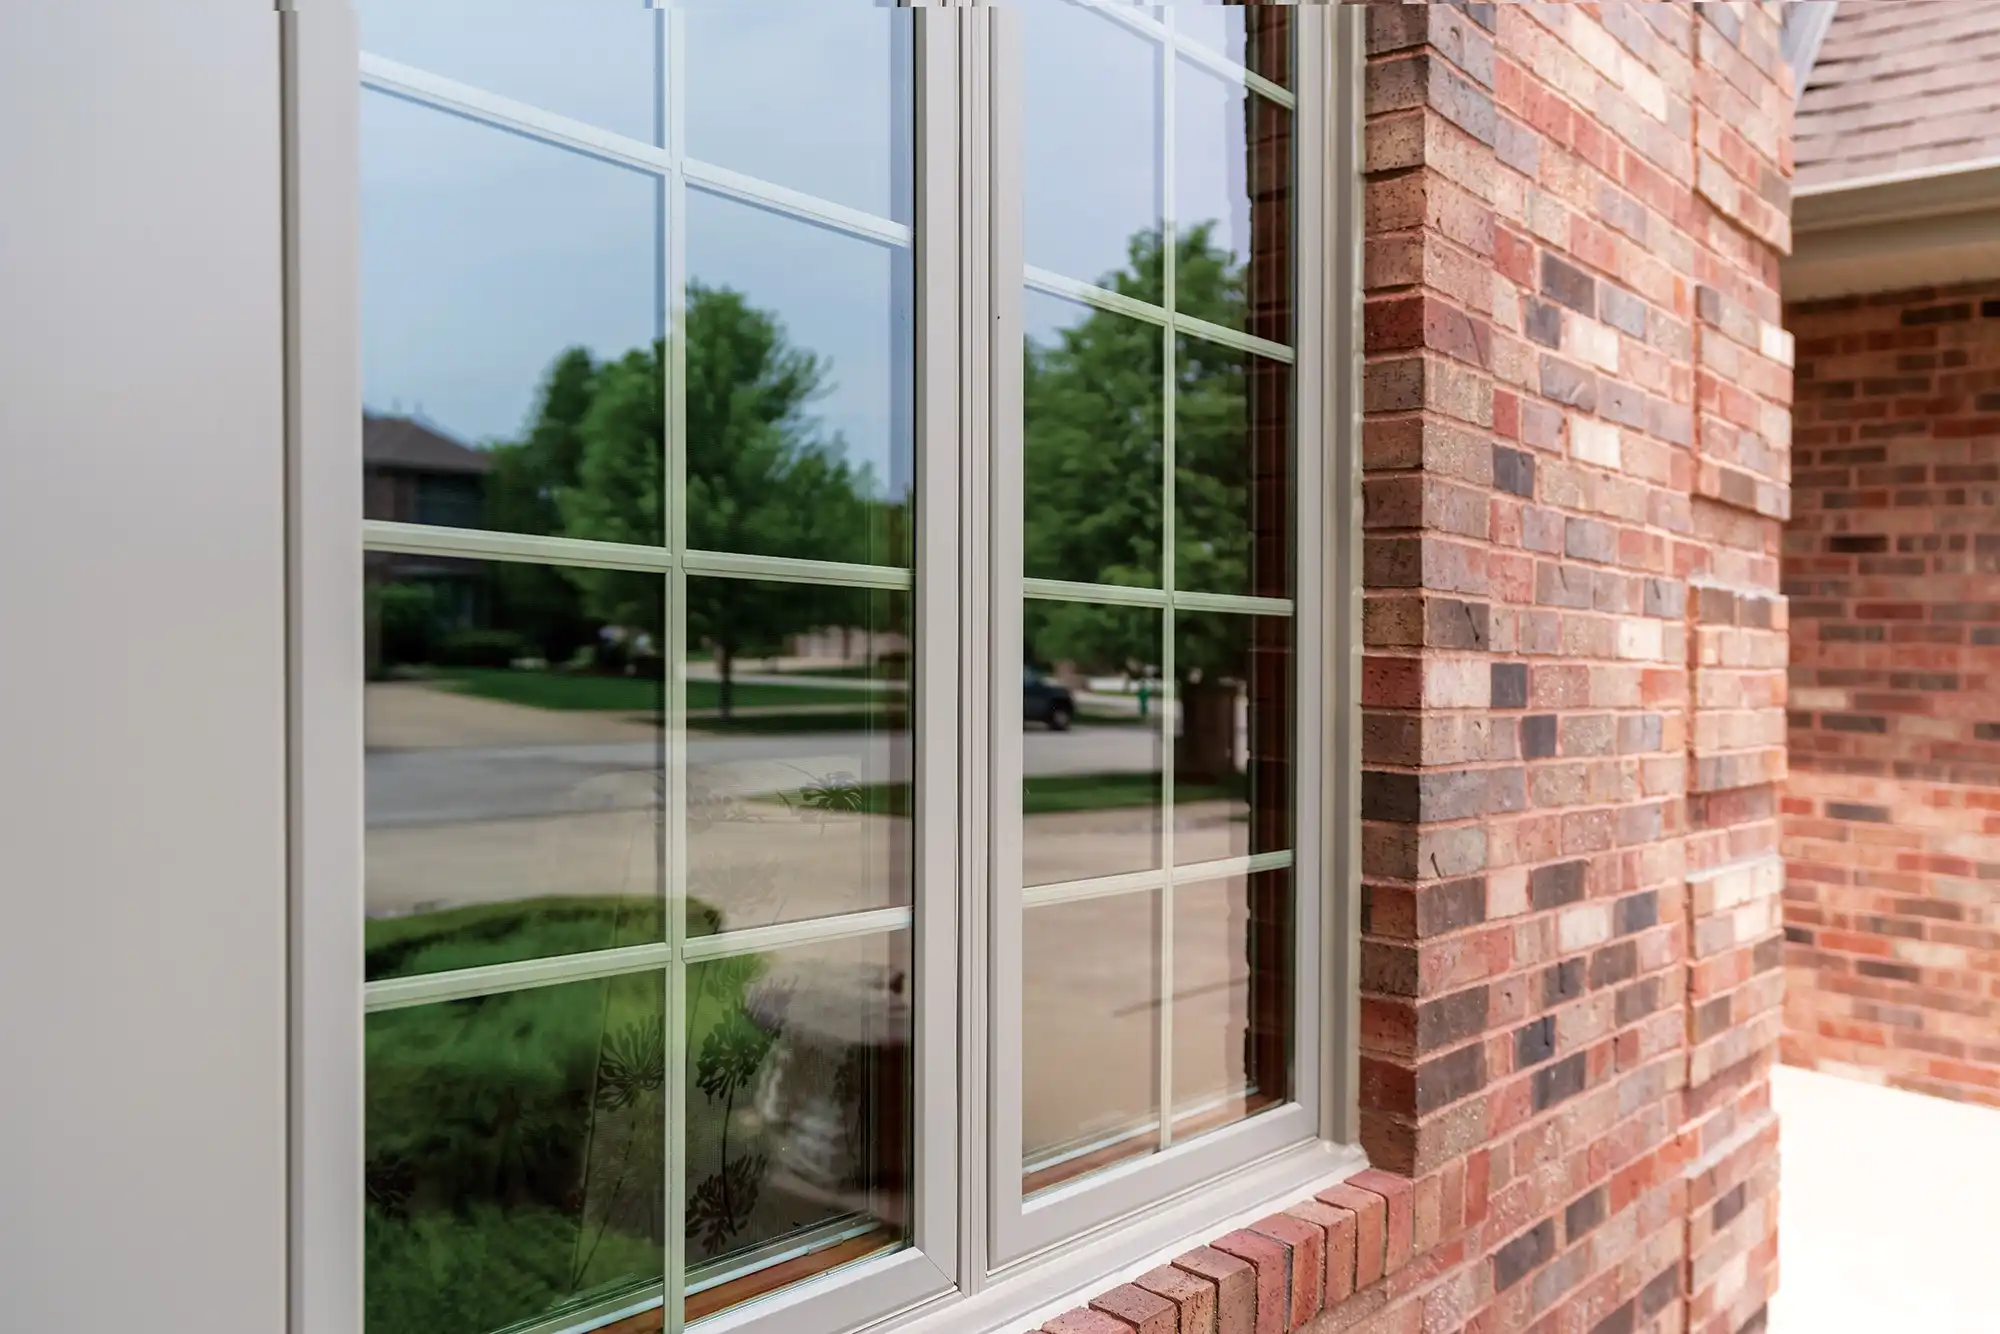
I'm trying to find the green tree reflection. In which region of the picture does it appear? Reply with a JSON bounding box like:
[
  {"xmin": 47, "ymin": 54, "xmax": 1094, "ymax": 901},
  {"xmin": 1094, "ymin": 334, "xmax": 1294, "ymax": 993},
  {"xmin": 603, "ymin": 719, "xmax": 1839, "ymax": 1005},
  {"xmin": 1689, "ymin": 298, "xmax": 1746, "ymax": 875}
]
[{"xmin": 488, "ymin": 282, "xmax": 905, "ymax": 715}]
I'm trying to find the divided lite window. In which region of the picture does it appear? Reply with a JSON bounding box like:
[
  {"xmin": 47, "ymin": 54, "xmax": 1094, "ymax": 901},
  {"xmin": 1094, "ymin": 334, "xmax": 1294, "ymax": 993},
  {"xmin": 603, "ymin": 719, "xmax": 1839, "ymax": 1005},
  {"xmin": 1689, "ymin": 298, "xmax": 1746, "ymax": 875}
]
[{"xmin": 348, "ymin": 5, "xmax": 1346, "ymax": 1333}]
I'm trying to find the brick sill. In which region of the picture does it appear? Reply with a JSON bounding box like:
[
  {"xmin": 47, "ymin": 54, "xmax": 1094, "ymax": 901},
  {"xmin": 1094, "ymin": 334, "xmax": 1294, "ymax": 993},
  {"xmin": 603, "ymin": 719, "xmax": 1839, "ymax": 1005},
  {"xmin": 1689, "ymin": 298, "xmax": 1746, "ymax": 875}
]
[
  {"xmin": 875, "ymin": 1139, "xmax": 1370, "ymax": 1334},
  {"xmin": 1010, "ymin": 1160, "xmax": 1475, "ymax": 1334},
  {"xmin": 995, "ymin": 1150, "xmax": 1380, "ymax": 1334}
]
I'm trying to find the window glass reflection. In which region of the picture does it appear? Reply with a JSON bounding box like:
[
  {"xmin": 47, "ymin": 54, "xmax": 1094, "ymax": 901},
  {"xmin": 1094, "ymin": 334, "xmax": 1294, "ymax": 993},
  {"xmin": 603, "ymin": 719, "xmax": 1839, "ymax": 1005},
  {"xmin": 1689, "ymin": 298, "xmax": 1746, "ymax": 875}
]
[
  {"xmin": 684, "ymin": 580, "xmax": 912, "ymax": 936},
  {"xmin": 365, "ymin": 560, "xmax": 664, "ymax": 982},
  {"xmin": 1023, "ymin": 602, "xmax": 1164, "ymax": 887},
  {"xmin": 1175, "ymin": 59, "xmax": 1293, "ymax": 342},
  {"xmin": 687, "ymin": 191, "xmax": 913, "ymax": 569},
  {"xmin": 361, "ymin": 91, "xmax": 662, "ymax": 542},
  {"xmin": 685, "ymin": 2, "xmax": 913, "ymax": 222},
  {"xmin": 1025, "ymin": 290, "xmax": 1165, "ymax": 588},
  {"xmin": 1172, "ymin": 873, "xmax": 1290, "ymax": 1136},
  {"xmin": 365, "ymin": 973, "xmax": 666, "ymax": 1334},
  {"xmin": 1023, "ymin": 891, "xmax": 1162, "ymax": 1193},
  {"xmin": 1022, "ymin": 0, "xmax": 1164, "ymax": 288},
  {"xmin": 1174, "ymin": 336, "xmax": 1292, "ymax": 598},
  {"xmin": 1174, "ymin": 3, "xmax": 1291, "ymax": 88},
  {"xmin": 685, "ymin": 931, "xmax": 912, "ymax": 1320},
  {"xmin": 1173, "ymin": 610, "xmax": 1292, "ymax": 867},
  {"xmin": 357, "ymin": 0, "xmax": 661, "ymax": 143}
]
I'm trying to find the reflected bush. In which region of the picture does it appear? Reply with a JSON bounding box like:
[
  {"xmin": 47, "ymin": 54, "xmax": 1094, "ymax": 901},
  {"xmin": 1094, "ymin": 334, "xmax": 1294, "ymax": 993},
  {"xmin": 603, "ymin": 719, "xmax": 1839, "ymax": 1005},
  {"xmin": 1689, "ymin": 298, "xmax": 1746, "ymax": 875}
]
[
  {"xmin": 365, "ymin": 901, "xmax": 689, "ymax": 1334},
  {"xmin": 375, "ymin": 582, "xmax": 442, "ymax": 668},
  {"xmin": 433, "ymin": 629, "xmax": 531, "ymax": 669}
]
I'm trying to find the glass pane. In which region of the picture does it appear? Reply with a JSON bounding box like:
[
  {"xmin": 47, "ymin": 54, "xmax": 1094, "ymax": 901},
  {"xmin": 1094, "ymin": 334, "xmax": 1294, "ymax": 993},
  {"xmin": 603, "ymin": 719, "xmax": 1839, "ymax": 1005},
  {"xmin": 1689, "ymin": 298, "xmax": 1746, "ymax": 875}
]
[
  {"xmin": 1023, "ymin": 602, "xmax": 1164, "ymax": 887},
  {"xmin": 1175, "ymin": 60, "xmax": 1293, "ymax": 342},
  {"xmin": 1023, "ymin": 0, "xmax": 1164, "ymax": 288},
  {"xmin": 1173, "ymin": 610, "xmax": 1292, "ymax": 867},
  {"xmin": 686, "ymin": 190, "xmax": 913, "ymax": 569},
  {"xmin": 685, "ymin": 580, "xmax": 912, "ymax": 936},
  {"xmin": 365, "ymin": 561, "xmax": 663, "ymax": 982},
  {"xmin": 356, "ymin": 1, "xmax": 662, "ymax": 144},
  {"xmin": 685, "ymin": 3, "xmax": 914, "ymax": 224},
  {"xmin": 1172, "ymin": 873, "xmax": 1291, "ymax": 1135},
  {"xmin": 1024, "ymin": 891, "xmax": 1162, "ymax": 1193},
  {"xmin": 1174, "ymin": 3, "xmax": 1292, "ymax": 88},
  {"xmin": 685, "ymin": 931, "xmax": 912, "ymax": 1321},
  {"xmin": 365, "ymin": 972, "xmax": 666, "ymax": 1334},
  {"xmin": 362, "ymin": 91, "xmax": 662, "ymax": 542},
  {"xmin": 1175, "ymin": 336, "xmax": 1292, "ymax": 598},
  {"xmin": 1025, "ymin": 289, "xmax": 1165, "ymax": 588}
]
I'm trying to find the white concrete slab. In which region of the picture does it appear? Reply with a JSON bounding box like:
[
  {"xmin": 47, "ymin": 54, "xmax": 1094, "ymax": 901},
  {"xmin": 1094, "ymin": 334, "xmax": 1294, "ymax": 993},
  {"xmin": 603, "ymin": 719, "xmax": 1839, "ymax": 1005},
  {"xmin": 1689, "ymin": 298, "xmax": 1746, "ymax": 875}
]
[{"xmin": 1769, "ymin": 1064, "xmax": 2000, "ymax": 1334}]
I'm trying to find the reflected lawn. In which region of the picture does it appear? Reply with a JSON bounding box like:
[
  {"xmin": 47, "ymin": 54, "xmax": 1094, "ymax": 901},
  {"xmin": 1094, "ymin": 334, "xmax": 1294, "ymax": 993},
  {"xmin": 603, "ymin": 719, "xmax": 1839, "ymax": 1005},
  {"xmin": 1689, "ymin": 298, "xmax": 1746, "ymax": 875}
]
[
  {"xmin": 743, "ymin": 770, "xmax": 1243, "ymax": 820},
  {"xmin": 442, "ymin": 668, "xmax": 895, "ymax": 714}
]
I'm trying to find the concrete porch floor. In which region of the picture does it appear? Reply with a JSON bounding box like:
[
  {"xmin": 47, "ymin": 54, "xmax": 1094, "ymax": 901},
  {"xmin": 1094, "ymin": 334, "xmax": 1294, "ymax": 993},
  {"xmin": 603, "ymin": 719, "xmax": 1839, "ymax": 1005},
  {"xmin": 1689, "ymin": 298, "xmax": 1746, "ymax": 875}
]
[{"xmin": 1768, "ymin": 1064, "xmax": 2000, "ymax": 1333}]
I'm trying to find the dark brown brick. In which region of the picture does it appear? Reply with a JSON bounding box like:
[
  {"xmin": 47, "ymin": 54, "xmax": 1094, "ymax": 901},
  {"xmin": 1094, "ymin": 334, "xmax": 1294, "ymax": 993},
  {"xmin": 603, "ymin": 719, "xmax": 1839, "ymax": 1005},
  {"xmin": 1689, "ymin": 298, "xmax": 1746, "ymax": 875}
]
[
  {"xmin": 1589, "ymin": 939, "xmax": 1639, "ymax": 988},
  {"xmin": 1543, "ymin": 958, "xmax": 1585, "ymax": 1005},
  {"xmin": 1495, "ymin": 445, "xmax": 1536, "ymax": 496},
  {"xmin": 1514, "ymin": 1016, "xmax": 1555, "ymax": 1068},
  {"xmin": 1492, "ymin": 1219, "xmax": 1555, "ymax": 1290},
  {"xmin": 1531, "ymin": 1052, "xmax": 1587, "ymax": 1111},
  {"xmin": 1541, "ymin": 253, "xmax": 1595, "ymax": 315},
  {"xmin": 1530, "ymin": 860, "xmax": 1587, "ymax": 910},
  {"xmin": 1614, "ymin": 890, "xmax": 1658, "ymax": 935}
]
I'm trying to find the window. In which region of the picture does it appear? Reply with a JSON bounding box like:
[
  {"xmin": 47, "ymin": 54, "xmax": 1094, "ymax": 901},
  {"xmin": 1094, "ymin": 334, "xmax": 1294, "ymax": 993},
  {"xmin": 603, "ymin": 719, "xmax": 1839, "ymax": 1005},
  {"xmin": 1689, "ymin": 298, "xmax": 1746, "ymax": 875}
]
[{"xmin": 345, "ymin": 6, "xmax": 1356, "ymax": 1334}]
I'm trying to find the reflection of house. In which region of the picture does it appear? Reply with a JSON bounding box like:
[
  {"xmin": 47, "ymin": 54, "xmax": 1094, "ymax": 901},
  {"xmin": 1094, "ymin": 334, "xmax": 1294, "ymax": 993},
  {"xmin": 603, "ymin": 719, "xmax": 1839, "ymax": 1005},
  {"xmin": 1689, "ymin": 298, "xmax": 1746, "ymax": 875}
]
[
  {"xmin": 363, "ymin": 413, "xmax": 490, "ymax": 622},
  {"xmin": 364, "ymin": 412, "xmax": 489, "ymax": 528}
]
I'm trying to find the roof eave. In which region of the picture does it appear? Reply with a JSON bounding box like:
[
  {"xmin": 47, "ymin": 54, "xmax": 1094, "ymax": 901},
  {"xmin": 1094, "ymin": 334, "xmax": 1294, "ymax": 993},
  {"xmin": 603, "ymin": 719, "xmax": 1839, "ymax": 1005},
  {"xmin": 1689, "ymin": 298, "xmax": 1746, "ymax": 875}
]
[
  {"xmin": 1787, "ymin": 158, "xmax": 2000, "ymax": 302},
  {"xmin": 1795, "ymin": 155, "xmax": 2000, "ymax": 233}
]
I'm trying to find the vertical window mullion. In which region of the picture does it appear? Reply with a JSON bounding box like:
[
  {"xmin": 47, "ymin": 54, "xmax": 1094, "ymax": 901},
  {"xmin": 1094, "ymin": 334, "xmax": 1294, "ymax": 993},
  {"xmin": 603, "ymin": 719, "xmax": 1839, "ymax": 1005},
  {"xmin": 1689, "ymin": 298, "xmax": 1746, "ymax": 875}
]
[
  {"xmin": 1156, "ymin": 3, "xmax": 1178, "ymax": 1158},
  {"xmin": 911, "ymin": 0, "xmax": 965, "ymax": 1294},
  {"xmin": 982, "ymin": 0, "xmax": 1029, "ymax": 1271},
  {"xmin": 957, "ymin": 2, "xmax": 998, "ymax": 1298},
  {"xmin": 659, "ymin": 7, "xmax": 689, "ymax": 1331}
]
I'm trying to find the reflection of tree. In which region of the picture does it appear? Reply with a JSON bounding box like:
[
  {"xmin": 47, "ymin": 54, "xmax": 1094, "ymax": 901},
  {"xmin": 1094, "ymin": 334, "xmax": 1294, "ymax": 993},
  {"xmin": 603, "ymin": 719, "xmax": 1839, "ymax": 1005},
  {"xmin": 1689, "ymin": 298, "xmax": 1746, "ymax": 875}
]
[
  {"xmin": 484, "ymin": 348, "xmax": 600, "ymax": 665},
  {"xmin": 492, "ymin": 283, "xmax": 905, "ymax": 714},
  {"xmin": 1024, "ymin": 223, "xmax": 1279, "ymax": 783}
]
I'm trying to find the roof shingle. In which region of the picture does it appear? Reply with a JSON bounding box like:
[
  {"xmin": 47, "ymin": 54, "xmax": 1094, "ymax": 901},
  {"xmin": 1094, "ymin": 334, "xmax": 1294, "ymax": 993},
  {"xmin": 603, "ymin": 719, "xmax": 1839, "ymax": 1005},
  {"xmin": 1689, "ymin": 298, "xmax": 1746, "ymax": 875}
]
[
  {"xmin": 1795, "ymin": 0, "xmax": 2000, "ymax": 189},
  {"xmin": 362, "ymin": 414, "xmax": 492, "ymax": 475}
]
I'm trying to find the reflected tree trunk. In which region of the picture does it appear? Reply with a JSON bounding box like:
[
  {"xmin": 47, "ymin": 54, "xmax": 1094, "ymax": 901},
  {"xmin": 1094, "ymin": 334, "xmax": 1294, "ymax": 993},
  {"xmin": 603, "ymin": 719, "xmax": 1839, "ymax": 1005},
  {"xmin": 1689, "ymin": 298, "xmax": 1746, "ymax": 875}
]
[{"xmin": 1178, "ymin": 680, "xmax": 1239, "ymax": 787}]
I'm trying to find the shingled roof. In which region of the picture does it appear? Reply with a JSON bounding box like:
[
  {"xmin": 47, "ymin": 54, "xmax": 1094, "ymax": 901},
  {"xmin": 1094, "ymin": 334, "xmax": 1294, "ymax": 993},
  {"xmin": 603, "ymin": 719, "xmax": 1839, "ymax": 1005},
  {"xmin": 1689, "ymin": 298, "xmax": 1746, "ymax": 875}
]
[
  {"xmin": 1795, "ymin": 0, "xmax": 2000, "ymax": 190},
  {"xmin": 362, "ymin": 414, "xmax": 492, "ymax": 475}
]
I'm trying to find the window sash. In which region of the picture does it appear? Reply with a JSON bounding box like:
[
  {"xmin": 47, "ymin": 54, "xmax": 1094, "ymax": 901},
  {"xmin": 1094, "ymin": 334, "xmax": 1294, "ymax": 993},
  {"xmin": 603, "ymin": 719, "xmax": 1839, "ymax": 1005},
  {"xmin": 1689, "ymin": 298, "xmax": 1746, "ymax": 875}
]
[{"xmin": 980, "ymin": 2, "xmax": 1342, "ymax": 1270}]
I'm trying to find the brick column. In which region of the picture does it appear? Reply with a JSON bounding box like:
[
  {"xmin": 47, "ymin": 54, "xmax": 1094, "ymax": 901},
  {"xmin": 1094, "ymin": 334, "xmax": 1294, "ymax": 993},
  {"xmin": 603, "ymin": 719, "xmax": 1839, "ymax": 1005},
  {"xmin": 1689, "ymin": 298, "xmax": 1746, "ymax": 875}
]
[{"xmin": 1681, "ymin": 7, "xmax": 1794, "ymax": 1333}]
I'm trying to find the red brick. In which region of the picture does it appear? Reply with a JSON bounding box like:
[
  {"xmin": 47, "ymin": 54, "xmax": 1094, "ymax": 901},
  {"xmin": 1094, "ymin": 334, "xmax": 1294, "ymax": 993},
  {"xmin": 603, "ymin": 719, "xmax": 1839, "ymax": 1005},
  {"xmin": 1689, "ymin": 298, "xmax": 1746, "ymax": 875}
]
[
  {"xmin": 1174, "ymin": 1247, "xmax": 1256, "ymax": 1334},
  {"xmin": 1135, "ymin": 1264, "xmax": 1215, "ymax": 1334},
  {"xmin": 1251, "ymin": 1212, "xmax": 1325, "ymax": 1324},
  {"xmin": 1349, "ymin": 1169, "xmax": 1418, "ymax": 1276},
  {"xmin": 1317, "ymin": 1184, "xmax": 1389, "ymax": 1289},
  {"xmin": 1090, "ymin": 1284, "xmax": 1176, "ymax": 1334},
  {"xmin": 1044, "ymin": 1309, "xmax": 1133, "ymax": 1334},
  {"xmin": 1784, "ymin": 281, "xmax": 2000, "ymax": 1108},
  {"xmin": 1211, "ymin": 1230, "xmax": 1288, "ymax": 1334}
]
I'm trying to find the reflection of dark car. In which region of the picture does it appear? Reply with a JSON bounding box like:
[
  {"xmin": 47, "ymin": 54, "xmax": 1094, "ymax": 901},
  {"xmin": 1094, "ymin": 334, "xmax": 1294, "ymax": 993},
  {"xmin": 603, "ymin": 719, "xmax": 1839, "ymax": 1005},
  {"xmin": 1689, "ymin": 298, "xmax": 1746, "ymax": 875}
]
[{"xmin": 1023, "ymin": 667, "xmax": 1074, "ymax": 731}]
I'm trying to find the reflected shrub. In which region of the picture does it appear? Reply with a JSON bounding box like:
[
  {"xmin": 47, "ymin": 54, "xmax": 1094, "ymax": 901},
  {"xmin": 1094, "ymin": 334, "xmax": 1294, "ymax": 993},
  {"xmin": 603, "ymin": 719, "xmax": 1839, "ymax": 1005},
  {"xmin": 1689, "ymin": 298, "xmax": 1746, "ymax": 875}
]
[{"xmin": 433, "ymin": 629, "xmax": 531, "ymax": 669}]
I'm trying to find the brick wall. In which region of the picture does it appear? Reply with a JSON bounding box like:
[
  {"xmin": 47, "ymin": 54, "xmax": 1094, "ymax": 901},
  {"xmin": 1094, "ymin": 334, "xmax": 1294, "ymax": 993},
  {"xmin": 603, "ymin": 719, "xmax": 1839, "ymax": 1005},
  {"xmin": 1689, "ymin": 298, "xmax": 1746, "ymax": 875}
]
[
  {"xmin": 1030, "ymin": 5, "xmax": 1794, "ymax": 1333},
  {"xmin": 1783, "ymin": 280, "xmax": 2000, "ymax": 1108}
]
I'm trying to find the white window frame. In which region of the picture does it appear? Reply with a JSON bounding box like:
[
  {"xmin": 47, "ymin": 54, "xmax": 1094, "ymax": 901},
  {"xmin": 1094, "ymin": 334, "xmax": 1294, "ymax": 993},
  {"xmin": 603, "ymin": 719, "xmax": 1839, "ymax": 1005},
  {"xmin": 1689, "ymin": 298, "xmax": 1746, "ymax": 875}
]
[{"xmin": 281, "ymin": 4, "xmax": 1363, "ymax": 1334}]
